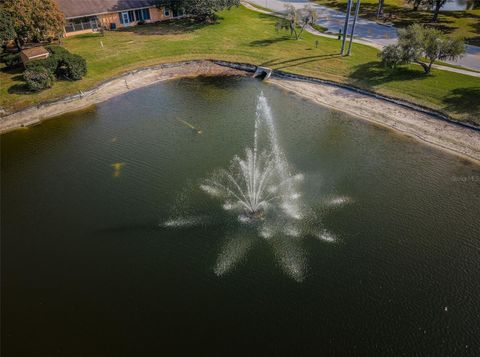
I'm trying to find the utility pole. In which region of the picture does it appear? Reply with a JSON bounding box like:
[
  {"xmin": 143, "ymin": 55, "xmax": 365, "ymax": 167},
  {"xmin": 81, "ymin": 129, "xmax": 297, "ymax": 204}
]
[
  {"xmin": 340, "ymin": 0, "xmax": 352, "ymax": 56},
  {"xmin": 347, "ymin": 0, "xmax": 361, "ymax": 56}
]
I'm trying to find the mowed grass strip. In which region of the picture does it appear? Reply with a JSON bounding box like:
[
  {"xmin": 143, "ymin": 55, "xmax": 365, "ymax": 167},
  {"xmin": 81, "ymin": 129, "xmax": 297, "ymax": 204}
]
[{"xmin": 1, "ymin": 6, "xmax": 479, "ymax": 123}]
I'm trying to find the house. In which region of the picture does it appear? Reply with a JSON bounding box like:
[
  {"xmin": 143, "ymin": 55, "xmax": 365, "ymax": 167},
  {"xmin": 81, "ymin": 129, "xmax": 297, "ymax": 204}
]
[
  {"xmin": 20, "ymin": 47, "xmax": 50, "ymax": 66},
  {"xmin": 55, "ymin": 0, "xmax": 184, "ymax": 37}
]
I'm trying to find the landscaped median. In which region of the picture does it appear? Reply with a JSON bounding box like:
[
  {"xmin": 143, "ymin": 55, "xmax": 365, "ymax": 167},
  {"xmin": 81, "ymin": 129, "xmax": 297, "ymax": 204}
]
[{"xmin": 1, "ymin": 6, "xmax": 479, "ymax": 125}]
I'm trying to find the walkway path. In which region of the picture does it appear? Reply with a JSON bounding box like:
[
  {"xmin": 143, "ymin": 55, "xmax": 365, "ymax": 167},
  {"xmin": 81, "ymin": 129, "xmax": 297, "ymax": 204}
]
[{"xmin": 245, "ymin": 0, "xmax": 480, "ymax": 72}]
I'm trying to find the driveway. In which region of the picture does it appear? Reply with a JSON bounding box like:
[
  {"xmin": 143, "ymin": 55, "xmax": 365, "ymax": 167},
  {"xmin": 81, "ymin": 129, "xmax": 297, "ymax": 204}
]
[{"xmin": 248, "ymin": 0, "xmax": 480, "ymax": 71}]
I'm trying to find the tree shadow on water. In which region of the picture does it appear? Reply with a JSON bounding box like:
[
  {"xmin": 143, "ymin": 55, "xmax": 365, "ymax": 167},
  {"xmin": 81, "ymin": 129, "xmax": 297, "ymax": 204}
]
[{"xmin": 349, "ymin": 61, "xmax": 428, "ymax": 86}]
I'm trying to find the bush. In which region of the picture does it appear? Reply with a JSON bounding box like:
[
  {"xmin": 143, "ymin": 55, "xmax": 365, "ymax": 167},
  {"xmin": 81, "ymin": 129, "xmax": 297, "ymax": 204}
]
[
  {"xmin": 379, "ymin": 44, "xmax": 404, "ymax": 69},
  {"xmin": 58, "ymin": 54, "xmax": 87, "ymax": 80},
  {"xmin": 26, "ymin": 56, "xmax": 58, "ymax": 74},
  {"xmin": 24, "ymin": 66, "xmax": 54, "ymax": 91},
  {"xmin": 25, "ymin": 46, "xmax": 87, "ymax": 81},
  {"xmin": 1, "ymin": 52, "xmax": 21, "ymax": 68},
  {"xmin": 46, "ymin": 45, "xmax": 70, "ymax": 58}
]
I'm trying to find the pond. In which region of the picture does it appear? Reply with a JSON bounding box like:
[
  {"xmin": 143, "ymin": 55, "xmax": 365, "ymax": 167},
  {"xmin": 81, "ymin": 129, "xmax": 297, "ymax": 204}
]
[{"xmin": 2, "ymin": 76, "xmax": 480, "ymax": 356}]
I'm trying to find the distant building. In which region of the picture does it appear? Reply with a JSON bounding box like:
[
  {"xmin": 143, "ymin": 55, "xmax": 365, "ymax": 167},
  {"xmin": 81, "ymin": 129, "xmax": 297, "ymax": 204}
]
[
  {"xmin": 55, "ymin": 0, "xmax": 185, "ymax": 37},
  {"xmin": 20, "ymin": 47, "xmax": 50, "ymax": 66}
]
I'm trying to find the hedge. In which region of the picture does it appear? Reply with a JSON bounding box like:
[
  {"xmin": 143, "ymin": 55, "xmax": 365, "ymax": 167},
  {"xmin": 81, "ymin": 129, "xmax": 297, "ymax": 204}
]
[
  {"xmin": 1, "ymin": 52, "xmax": 21, "ymax": 68},
  {"xmin": 22, "ymin": 46, "xmax": 87, "ymax": 91},
  {"xmin": 24, "ymin": 67, "xmax": 54, "ymax": 91},
  {"xmin": 58, "ymin": 54, "xmax": 87, "ymax": 80}
]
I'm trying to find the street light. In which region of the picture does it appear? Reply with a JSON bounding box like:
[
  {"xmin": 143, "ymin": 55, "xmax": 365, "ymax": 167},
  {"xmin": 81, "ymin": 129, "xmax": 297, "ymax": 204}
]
[{"xmin": 347, "ymin": 0, "xmax": 361, "ymax": 56}]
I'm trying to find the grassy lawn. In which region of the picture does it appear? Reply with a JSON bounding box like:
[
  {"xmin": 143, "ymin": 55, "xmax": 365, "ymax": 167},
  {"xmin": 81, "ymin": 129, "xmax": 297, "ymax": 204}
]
[
  {"xmin": 1, "ymin": 6, "xmax": 479, "ymax": 124},
  {"xmin": 314, "ymin": 0, "xmax": 480, "ymax": 45}
]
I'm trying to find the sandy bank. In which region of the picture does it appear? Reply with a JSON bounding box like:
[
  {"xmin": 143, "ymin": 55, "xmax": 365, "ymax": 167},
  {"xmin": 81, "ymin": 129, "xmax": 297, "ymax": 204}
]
[
  {"xmin": 1, "ymin": 60, "xmax": 479, "ymax": 164},
  {"xmin": 268, "ymin": 77, "xmax": 480, "ymax": 164}
]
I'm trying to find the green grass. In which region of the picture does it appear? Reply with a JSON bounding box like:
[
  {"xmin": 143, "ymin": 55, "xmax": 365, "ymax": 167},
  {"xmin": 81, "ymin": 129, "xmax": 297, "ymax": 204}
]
[
  {"xmin": 314, "ymin": 0, "xmax": 480, "ymax": 45},
  {"xmin": 1, "ymin": 6, "xmax": 479, "ymax": 124},
  {"xmin": 311, "ymin": 23, "xmax": 329, "ymax": 33}
]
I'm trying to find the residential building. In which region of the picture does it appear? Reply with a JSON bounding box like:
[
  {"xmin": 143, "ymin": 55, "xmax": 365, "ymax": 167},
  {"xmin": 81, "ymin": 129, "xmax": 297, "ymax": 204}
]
[{"xmin": 55, "ymin": 0, "xmax": 184, "ymax": 37}]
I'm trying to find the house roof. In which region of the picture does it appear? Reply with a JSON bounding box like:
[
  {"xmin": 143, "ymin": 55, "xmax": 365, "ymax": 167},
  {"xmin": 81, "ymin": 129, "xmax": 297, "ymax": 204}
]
[
  {"xmin": 55, "ymin": 0, "xmax": 160, "ymax": 19},
  {"xmin": 21, "ymin": 47, "xmax": 50, "ymax": 59}
]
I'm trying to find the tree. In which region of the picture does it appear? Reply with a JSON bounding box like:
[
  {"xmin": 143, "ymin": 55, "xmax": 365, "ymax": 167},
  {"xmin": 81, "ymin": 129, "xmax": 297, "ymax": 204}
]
[
  {"xmin": 407, "ymin": 0, "xmax": 425, "ymax": 11},
  {"xmin": 429, "ymin": 0, "xmax": 447, "ymax": 22},
  {"xmin": 0, "ymin": 6, "xmax": 15, "ymax": 46},
  {"xmin": 300, "ymin": 5, "xmax": 319, "ymax": 37},
  {"xmin": 379, "ymin": 24, "xmax": 464, "ymax": 74},
  {"xmin": 157, "ymin": 0, "xmax": 239, "ymax": 22},
  {"xmin": 275, "ymin": 5, "xmax": 318, "ymax": 40},
  {"xmin": 377, "ymin": 0, "xmax": 385, "ymax": 18},
  {"xmin": 24, "ymin": 66, "xmax": 54, "ymax": 91},
  {"xmin": 379, "ymin": 44, "xmax": 404, "ymax": 68},
  {"xmin": 2, "ymin": 0, "xmax": 65, "ymax": 49}
]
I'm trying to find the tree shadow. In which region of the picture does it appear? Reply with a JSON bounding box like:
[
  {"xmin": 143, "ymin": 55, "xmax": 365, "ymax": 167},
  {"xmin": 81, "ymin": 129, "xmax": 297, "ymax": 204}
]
[
  {"xmin": 8, "ymin": 83, "xmax": 31, "ymax": 95},
  {"xmin": 249, "ymin": 36, "xmax": 290, "ymax": 47},
  {"xmin": 118, "ymin": 18, "xmax": 210, "ymax": 36},
  {"xmin": 72, "ymin": 33, "xmax": 103, "ymax": 39},
  {"xmin": 1, "ymin": 66, "xmax": 23, "ymax": 75},
  {"xmin": 443, "ymin": 87, "xmax": 480, "ymax": 118},
  {"xmin": 260, "ymin": 53, "xmax": 341, "ymax": 69},
  {"xmin": 3, "ymin": 67, "xmax": 31, "ymax": 94},
  {"xmin": 349, "ymin": 61, "xmax": 428, "ymax": 86}
]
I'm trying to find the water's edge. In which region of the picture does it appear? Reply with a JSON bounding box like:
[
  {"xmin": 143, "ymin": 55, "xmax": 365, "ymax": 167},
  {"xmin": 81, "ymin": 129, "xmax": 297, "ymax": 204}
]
[{"xmin": 1, "ymin": 60, "xmax": 479, "ymax": 164}]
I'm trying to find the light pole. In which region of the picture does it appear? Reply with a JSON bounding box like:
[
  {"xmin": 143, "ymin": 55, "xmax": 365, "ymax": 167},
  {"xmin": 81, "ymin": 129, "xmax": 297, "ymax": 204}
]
[
  {"xmin": 347, "ymin": 0, "xmax": 361, "ymax": 56},
  {"xmin": 340, "ymin": 0, "xmax": 352, "ymax": 56}
]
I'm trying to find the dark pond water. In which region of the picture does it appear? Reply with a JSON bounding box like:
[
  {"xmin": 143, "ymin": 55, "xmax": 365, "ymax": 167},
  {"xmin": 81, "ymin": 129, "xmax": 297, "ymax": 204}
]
[{"xmin": 2, "ymin": 76, "xmax": 480, "ymax": 356}]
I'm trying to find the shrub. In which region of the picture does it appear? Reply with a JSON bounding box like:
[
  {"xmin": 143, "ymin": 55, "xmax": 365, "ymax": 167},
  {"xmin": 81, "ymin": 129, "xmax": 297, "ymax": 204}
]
[
  {"xmin": 25, "ymin": 46, "xmax": 87, "ymax": 81},
  {"xmin": 382, "ymin": 24, "xmax": 465, "ymax": 74},
  {"xmin": 24, "ymin": 66, "xmax": 54, "ymax": 91},
  {"xmin": 379, "ymin": 44, "xmax": 404, "ymax": 69},
  {"xmin": 1, "ymin": 52, "xmax": 21, "ymax": 67},
  {"xmin": 26, "ymin": 56, "xmax": 58, "ymax": 74},
  {"xmin": 58, "ymin": 54, "xmax": 87, "ymax": 80},
  {"xmin": 46, "ymin": 45, "xmax": 70, "ymax": 58}
]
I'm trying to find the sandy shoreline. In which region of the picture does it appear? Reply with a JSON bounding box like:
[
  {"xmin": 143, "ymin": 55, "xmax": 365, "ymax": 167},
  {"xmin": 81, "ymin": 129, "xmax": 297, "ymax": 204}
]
[
  {"xmin": 269, "ymin": 77, "xmax": 480, "ymax": 164},
  {"xmin": 1, "ymin": 60, "xmax": 479, "ymax": 164}
]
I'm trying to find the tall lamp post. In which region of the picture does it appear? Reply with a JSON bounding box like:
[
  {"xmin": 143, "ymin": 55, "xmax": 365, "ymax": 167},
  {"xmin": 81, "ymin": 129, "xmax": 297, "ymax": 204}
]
[
  {"xmin": 340, "ymin": 0, "xmax": 352, "ymax": 55},
  {"xmin": 347, "ymin": 0, "xmax": 361, "ymax": 56}
]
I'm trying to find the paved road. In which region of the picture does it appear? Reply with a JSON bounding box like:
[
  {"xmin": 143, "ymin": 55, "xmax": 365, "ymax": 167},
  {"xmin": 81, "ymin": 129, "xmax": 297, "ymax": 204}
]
[{"xmin": 249, "ymin": 0, "xmax": 480, "ymax": 71}]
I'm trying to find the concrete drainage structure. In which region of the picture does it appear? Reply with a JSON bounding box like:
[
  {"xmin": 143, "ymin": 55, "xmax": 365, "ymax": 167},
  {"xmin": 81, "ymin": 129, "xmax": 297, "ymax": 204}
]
[{"xmin": 253, "ymin": 66, "xmax": 272, "ymax": 80}]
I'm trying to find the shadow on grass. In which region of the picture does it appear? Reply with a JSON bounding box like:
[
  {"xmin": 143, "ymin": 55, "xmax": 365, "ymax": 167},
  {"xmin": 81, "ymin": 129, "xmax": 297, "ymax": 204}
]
[
  {"xmin": 117, "ymin": 18, "xmax": 210, "ymax": 36},
  {"xmin": 3, "ymin": 67, "xmax": 31, "ymax": 95},
  {"xmin": 249, "ymin": 36, "xmax": 290, "ymax": 47},
  {"xmin": 1, "ymin": 66, "xmax": 23, "ymax": 75},
  {"xmin": 349, "ymin": 61, "xmax": 428, "ymax": 86},
  {"xmin": 8, "ymin": 83, "xmax": 31, "ymax": 95},
  {"xmin": 443, "ymin": 87, "xmax": 480, "ymax": 117},
  {"xmin": 71, "ymin": 33, "xmax": 103, "ymax": 39},
  {"xmin": 260, "ymin": 53, "xmax": 341, "ymax": 69}
]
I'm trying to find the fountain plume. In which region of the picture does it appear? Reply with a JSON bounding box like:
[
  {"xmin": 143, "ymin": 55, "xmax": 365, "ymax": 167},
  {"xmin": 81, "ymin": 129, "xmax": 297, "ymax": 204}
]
[
  {"xmin": 164, "ymin": 92, "xmax": 350, "ymax": 281},
  {"xmin": 201, "ymin": 92, "xmax": 302, "ymax": 219}
]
